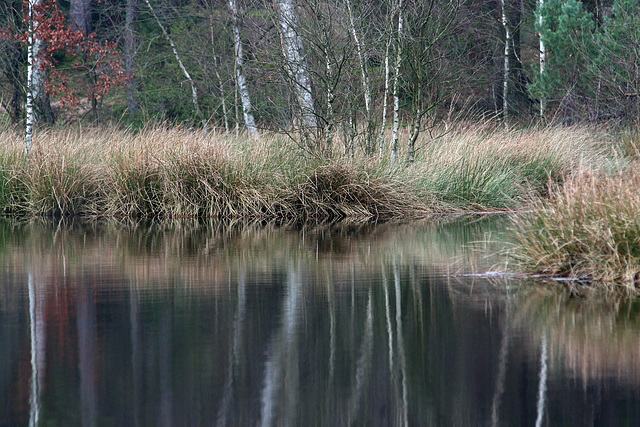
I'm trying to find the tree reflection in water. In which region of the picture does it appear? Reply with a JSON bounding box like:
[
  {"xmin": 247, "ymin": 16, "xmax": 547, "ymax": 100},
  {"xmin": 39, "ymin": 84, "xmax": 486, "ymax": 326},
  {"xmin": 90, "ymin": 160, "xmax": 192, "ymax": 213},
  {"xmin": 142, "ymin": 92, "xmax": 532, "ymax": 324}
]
[{"xmin": 1, "ymin": 218, "xmax": 640, "ymax": 426}]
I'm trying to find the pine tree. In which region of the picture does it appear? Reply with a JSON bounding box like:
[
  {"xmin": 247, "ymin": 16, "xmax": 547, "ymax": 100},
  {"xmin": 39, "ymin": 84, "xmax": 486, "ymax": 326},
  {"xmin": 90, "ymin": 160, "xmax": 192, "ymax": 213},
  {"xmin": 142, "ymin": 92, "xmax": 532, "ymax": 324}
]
[
  {"xmin": 590, "ymin": 0, "xmax": 640, "ymax": 122},
  {"xmin": 530, "ymin": 0, "xmax": 595, "ymax": 120}
]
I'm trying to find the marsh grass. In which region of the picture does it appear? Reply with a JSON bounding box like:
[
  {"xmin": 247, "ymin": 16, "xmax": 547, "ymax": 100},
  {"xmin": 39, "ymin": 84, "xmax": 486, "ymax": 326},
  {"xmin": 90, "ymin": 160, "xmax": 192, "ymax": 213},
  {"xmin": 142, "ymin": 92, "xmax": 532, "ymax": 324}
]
[
  {"xmin": 0, "ymin": 123, "xmax": 613, "ymax": 219},
  {"xmin": 407, "ymin": 124, "xmax": 610, "ymax": 209},
  {"xmin": 618, "ymin": 128, "xmax": 640, "ymax": 160},
  {"xmin": 511, "ymin": 168, "xmax": 640, "ymax": 288}
]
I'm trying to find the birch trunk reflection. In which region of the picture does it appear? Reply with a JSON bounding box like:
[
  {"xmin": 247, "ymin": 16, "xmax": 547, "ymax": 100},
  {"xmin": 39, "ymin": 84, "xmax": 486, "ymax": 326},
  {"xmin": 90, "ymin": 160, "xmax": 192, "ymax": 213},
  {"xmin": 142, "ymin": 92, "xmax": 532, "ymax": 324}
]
[
  {"xmin": 260, "ymin": 263, "xmax": 303, "ymax": 427},
  {"xmin": 490, "ymin": 299, "xmax": 510, "ymax": 427},
  {"xmin": 347, "ymin": 289, "xmax": 373, "ymax": 424},
  {"xmin": 535, "ymin": 333, "xmax": 548, "ymax": 427},
  {"xmin": 28, "ymin": 269, "xmax": 45, "ymax": 427},
  {"xmin": 217, "ymin": 270, "xmax": 247, "ymax": 426},
  {"xmin": 394, "ymin": 258, "xmax": 409, "ymax": 427}
]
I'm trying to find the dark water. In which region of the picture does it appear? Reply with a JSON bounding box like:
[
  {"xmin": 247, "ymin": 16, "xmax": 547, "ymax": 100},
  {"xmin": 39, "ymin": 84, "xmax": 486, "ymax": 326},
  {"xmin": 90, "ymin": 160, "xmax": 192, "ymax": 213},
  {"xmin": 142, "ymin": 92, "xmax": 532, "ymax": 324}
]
[{"xmin": 1, "ymin": 217, "xmax": 640, "ymax": 426}]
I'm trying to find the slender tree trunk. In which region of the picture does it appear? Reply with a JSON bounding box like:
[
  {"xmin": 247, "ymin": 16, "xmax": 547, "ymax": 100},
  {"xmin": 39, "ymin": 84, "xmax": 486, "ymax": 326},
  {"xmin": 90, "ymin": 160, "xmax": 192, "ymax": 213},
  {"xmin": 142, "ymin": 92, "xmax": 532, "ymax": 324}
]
[
  {"xmin": 143, "ymin": 0, "xmax": 207, "ymax": 130},
  {"xmin": 538, "ymin": 0, "xmax": 546, "ymax": 119},
  {"xmin": 500, "ymin": 0, "xmax": 511, "ymax": 129},
  {"xmin": 26, "ymin": 0, "xmax": 42, "ymax": 154},
  {"xmin": 275, "ymin": 0, "xmax": 317, "ymax": 131},
  {"xmin": 407, "ymin": 103, "xmax": 421, "ymax": 164},
  {"xmin": 346, "ymin": 0, "xmax": 375, "ymax": 154},
  {"xmin": 229, "ymin": 0, "xmax": 258, "ymax": 137},
  {"xmin": 70, "ymin": 0, "xmax": 91, "ymax": 34},
  {"xmin": 379, "ymin": 31, "xmax": 392, "ymax": 156},
  {"xmin": 391, "ymin": 2, "xmax": 403, "ymax": 164},
  {"xmin": 210, "ymin": 17, "xmax": 230, "ymax": 132},
  {"xmin": 125, "ymin": 0, "xmax": 139, "ymax": 115},
  {"xmin": 325, "ymin": 51, "xmax": 335, "ymax": 149}
]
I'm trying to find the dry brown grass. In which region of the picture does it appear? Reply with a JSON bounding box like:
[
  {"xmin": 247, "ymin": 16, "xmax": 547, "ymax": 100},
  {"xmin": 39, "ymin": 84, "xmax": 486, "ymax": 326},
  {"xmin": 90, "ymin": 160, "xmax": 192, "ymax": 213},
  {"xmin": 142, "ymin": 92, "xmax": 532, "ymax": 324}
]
[
  {"xmin": 511, "ymin": 167, "xmax": 640, "ymax": 288},
  {"xmin": 0, "ymin": 126, "xmax": 431, "ymax": 219},
  {"xmin": 0, "ymin": 123, "xmax": 617, "ymax": 218}
]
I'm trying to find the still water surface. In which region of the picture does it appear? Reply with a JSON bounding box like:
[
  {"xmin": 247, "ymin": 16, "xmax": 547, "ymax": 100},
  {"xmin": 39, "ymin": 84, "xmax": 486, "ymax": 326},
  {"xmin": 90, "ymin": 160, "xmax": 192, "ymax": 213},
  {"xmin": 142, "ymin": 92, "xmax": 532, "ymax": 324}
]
[{"xmin": 1, "ymin": 217, "xmax": 640, "ymax": 426}]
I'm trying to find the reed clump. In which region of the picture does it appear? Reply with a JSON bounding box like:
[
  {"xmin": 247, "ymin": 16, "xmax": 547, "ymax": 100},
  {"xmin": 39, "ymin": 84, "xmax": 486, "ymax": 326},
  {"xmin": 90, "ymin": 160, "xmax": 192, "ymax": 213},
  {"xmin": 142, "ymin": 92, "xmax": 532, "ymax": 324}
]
[
  {"xmin": 0, "ymin": 123, "xmax": 614, "ymax": 219},
  {"xmin": 511, "ymin": 168, "xmax": 640, "ymax": 288},
  {"xmin": 0, "ymin": 126, "xmax": 431, "ymax": 219}
]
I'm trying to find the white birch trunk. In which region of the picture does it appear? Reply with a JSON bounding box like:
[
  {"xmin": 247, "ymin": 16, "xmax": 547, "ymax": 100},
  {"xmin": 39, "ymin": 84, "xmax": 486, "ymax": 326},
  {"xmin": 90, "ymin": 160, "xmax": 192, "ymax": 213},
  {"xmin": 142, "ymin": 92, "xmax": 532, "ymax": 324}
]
[
  {"xmin": 379, "ymin": 35, "xmax": 392, "ymax": 156},
  {"xmin": 538, "ymin": 0, "xmax": 546, "ymax": 119},
  {"xmin": 346, "ymin": 0, "xmax": 372, "ymax": 117},
  {"xmin": 500, "ymin": 0, "xmax": 511, "ymax": 129},
  {"xmin": 143, "ymin": 0, "xmax": 207, "ymax": 130},
  {"xmin": 26, "ymin": 0, "xmax": 44, "ymax": 154},
  {"xmin": 391, "ymin": 3, "xmax": 403, "ymax": 164},
  {"xmin": 229, "ymin": 0, "xmax": 259, "ymax": 137},
  {"xmin": 275, "ymin": 0, "xmax": 317, "ymax": 130},
  {"xmin": 325, "ymin": 51, "xmax": 335, "ymax": 148}
]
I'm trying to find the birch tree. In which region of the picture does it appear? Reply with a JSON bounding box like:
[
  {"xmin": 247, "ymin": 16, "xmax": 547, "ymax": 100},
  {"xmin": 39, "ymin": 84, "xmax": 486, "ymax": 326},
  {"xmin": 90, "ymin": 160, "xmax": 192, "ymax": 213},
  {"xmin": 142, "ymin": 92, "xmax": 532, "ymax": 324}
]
[
  {"xmin": 538, "ymin": 0, "xmax": 546, "ymax": 119},
  {"xmin": 143, "ymin": 0, "xmax": 207, "ymax": 129},
  {"xmin": 500, "ymin": 0, "xmax": 512, "ymax": 128},
  {"xmin": 378, "ymin": 0, "xmax": 397, "ymax": 156},
  {"xmin": 275, "ymin": 0, "xmax": 317, "ymax": 133},
  {"xmin": 390, "ymin": 0, "xmax": 403, "ymax": 164},
  {"xmin": 25, "ymin": 0, "xmax": 45, "ymax": 154},
  {"xmin": 345, "ymin": 0, "xmax": 375, "ymax": 154},
  {"xmin": 229, "ymin": 0, "xmax": 259, "ymax": 137}
]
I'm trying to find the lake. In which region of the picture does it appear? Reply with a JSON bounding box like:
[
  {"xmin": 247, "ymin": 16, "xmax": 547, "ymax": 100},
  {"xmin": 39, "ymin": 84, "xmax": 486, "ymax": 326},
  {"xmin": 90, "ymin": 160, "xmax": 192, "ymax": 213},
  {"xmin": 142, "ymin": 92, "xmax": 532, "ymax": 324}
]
[{"xmin": 1, "ymin": 216, "xmax": 639, "ymax": 426}]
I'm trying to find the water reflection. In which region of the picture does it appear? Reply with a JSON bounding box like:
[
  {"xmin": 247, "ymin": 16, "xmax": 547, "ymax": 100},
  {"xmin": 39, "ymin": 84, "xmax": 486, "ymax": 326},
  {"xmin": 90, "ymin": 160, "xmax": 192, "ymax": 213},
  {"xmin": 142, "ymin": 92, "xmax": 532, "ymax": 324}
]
[{"xmin": 0, "ymin": 217, "xmax": 639, "ymax": 426}]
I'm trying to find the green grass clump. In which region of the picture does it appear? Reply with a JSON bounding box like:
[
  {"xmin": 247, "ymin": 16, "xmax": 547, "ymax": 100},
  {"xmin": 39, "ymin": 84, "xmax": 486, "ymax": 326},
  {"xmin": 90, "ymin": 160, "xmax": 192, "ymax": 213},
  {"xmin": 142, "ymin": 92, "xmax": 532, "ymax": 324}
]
[
  {"xmin": 407, "ymin": 124, "xmax": 608, "ymax": 210},
  {"xmin": 511, "ymin": 168, "xmax": 640, "ymax": 288}
]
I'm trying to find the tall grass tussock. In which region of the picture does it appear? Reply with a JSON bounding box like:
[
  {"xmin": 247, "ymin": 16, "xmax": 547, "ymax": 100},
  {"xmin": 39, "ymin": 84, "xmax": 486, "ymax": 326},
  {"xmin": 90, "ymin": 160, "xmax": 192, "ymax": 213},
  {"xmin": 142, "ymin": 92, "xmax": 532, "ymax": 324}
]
[
  {"xmin": 511, "ymin": 168, "xmax": 640, "ymax": 289},
  {"xmin": 0, "ymin": 123, "xmax": 611, "ymax": 219}
]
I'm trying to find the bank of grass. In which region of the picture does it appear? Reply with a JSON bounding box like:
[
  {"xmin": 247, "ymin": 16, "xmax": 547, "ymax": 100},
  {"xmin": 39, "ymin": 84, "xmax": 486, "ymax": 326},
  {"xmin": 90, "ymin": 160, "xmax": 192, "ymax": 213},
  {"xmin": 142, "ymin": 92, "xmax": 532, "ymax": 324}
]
[
  {"xmin": 0, "ymin": 123, "xmax": 612, "ymax": 219},
  {"xmin": 511, "ymin": 168, "xmax": 640, "ymax": 289}
]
